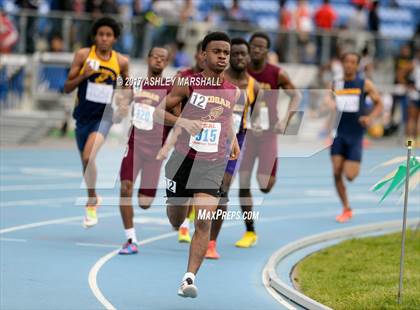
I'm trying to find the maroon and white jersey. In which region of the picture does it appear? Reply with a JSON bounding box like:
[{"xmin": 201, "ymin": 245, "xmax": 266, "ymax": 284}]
[
  {"xmin": 248, "ymin": 63, "xmax": 281, "ymax": 131},
  {"xmin": 131, "ymin": 79, "xmax": 172, "ymax": 155},
  {"xmin": 175, "ymin": 73, "xmax": 238, "ymax": 161}
]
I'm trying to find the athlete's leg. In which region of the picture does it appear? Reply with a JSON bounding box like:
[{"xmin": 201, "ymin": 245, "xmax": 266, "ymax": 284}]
[
  {"xmin": 120, "ymin": 180, "xmax": 135, "ymax": 229},
  {"xmin": 81, "ymin": 132, "xmax": 106, "ymax": 205},
  {"xmin": 256, "ymin": 133, "xmax": 278, "ymax": 193},
  {"xmin": 331, "ymin": 155, "xmax": 350, "ymax": 210},
  {"xmin": 167, "ymin": 202, "xmax": 190, "ymax": 229},
  {"xmin": 187, "ymin": 192, "xmax": 219, "ymax": 274},
  {"xmin": 343, "ymin": 160, "xmax": 361, "ymax": 182},
  {"xmin": 209, "ymin": 172, "xmax": 232, "ymax": 241},
  {"xmin": 239, "ymin": 170, "xmax": 254, "ymax": 231},
  {"xmin": 137, "ymin": 158, "xmax": 162, "ymax": 209}
]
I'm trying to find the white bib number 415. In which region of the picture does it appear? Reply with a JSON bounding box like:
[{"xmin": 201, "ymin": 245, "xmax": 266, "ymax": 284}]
[
  {"xmin": 133, "ymin": 103, "xmax": 155, "ymax": 131},
  {"xmin": 86, "ymin": 81, "xmax": 114, "ymax": 104},
  {"xmin": 189, "ymin": 122, "xmax": 221, "ymax": 153}
]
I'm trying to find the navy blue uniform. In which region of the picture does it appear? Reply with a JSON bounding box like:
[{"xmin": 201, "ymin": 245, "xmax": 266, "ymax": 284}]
[{"xmin": 331, "ymin": 77, "xmax": 368, "ymax": 162}]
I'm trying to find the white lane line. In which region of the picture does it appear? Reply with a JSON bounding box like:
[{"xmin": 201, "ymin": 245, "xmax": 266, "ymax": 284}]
[
  {"xmin": 0, "ymin": 197, "xmax": 76, "ymax": 208},
  {"xmin": 0, "ymin": 237, "xmax": 27, "ymax": 242},
  {"xmin": 88, "ymin": 231, "xmax": 177, "ymax": 310},
  {"xmin": 76, "ymin": 242, "xmax": 121, "ymax": 249},
  {"xmin": 0, "ymin": 212, "xmax": 118, "ymax": 234},
  {"xmin": 0, "ymin": 184, "xmax": 80, "ymax": 192}
]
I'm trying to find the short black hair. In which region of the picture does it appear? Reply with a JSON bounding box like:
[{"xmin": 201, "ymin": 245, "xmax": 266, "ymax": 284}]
[
  {"xmin": 249, "ymin": 32, "xmax": 271, "ymax": 49},
  {"xmin": 341, "ymin": 52, "xmax": 361, "ymax": 64},
  {"xmin": 201, "ymin": 32, "xmax": 231, "ymax": 51},
  {"xmin": 196, "ymin": 40, "xmax": 203, "ymax": 53},
  {"xmin": 148, "ymin": 46, "xmax": 168, "ymax": 57},
  {"xmin": 231, "ymin": 37, "xmax": 249, "ymax": 51},
  {"xmin": 91, "ymin": 17, "xmax": 121, "ymax": 38}
]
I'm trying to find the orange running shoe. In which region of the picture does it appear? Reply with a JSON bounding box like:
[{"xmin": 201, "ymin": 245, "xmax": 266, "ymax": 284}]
[
  {"xmin": 336, "ymin": 209, "xmax": 353, "ymax": 223},
  {"xmin": 205, "ymin": 240, "xmax": 220, "ymax": 259}
]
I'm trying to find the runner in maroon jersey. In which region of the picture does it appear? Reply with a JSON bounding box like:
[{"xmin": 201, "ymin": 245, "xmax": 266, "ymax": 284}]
[
  {"xmin": 154, "ymin": 32, "xmax": 240, "ymax": 298},
  {"xmin": 236, "ymin": 32, "xmax": 300, "ymax": 248},
  {"xmin": 117, "ymin": 47, "xmax": 171, "ymax": 254},
  {"xmin": 173, "ymin": 40, "xmax": 205, "ymax": 242},
  {"xmin": 205, "ymin": 37, "xmax": 261, "ymax": 259}
]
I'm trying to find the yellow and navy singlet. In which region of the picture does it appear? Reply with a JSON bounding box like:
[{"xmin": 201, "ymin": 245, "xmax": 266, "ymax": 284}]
[
  {"xmin": 333, "ymin": 76, "xmax": 368, "ymax": 138},
  {"xmin": 232, "ymin": 76, "xmax": 256, "ymax": 133},
  {"xmin": 73, "ymin": 46, "xmax": 120, "ymax": 123}
]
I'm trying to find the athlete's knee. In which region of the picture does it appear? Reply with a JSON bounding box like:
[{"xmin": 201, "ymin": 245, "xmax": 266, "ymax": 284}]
[
  {"xmin": 81, "ymin": 154, "xmax": 92, "ymax": 167},
  {"xmin": 120, "ymin": 181, "xmax": 133, "ymax": 197},
  {"xmin": 138, "ymin": 189, "xmax": 156, "ymax": 209},
  {"xmin": 260, "ymin": 177, "xmax": 275, "ymax": 193},
  {"xmin": 194, "ymin": 217, "xmax": 211, "ymax": 233},
  {"xmin": 345, "ymin": 173, "xmax": 358, "ymax": 182},
  {"xmin": 166, "ymin": 205, "xmax": 184, "ymax": 230}
]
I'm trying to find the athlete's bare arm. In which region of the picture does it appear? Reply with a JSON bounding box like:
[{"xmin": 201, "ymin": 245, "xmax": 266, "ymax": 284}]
[
  {"xmin": 229, "ymin": 88, "xmax": 241, "ymax": 160},
  {"xmin": 113, "ymin": 54, "xmax": 132, "ymax": 121},
  {"xmin": 154, "ymin": 83, "xmax": 202, "ymax": 135},
  {"xmin": 156, "ymin": 127, "xmax": 182, "ymax": 160},
  {"xmin": 360, "ymin": 79, "xmax": 383, "ymax": 127},
  {"xmin": 276, "ymin": 70, "xmax": 302, "ymax": 133},
  {"xmin": 64, "ymin": 48, "xmax": 93, "ymax": 93},
  {"xmin": 250, "ymin": 80, "xmax": 263, "ymax": 126}
]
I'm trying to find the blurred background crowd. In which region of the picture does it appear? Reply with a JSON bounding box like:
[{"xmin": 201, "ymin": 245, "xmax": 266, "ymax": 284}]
[{"xmin": 0, "ymin": 0, "xmax": 419, "ymax": 144}]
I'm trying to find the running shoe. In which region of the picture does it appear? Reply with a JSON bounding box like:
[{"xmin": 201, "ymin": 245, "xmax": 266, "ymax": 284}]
[
  {"xmin": 83, "ymin": 196, "xmax": 102, "ymax": 228},
  {"xmin": 336, "ymin": 209, "xmax": 353, "ymax": 223},
  {"xmin": 178, "ymin": 227, "xmax": 191, "ymax": 243},
  {"xmin": 118, "ymin": 239, "xmax": 138, "ymax": 255},
  {"xmin": 235, "ymin": 231, "xmax": 258, "ymax": 248},
  {"xmin": 205, "ymin": 240, "xmax": 220, "ymax": 259},
  {"xmin": 177, "ymin": 277, "xmax": 197, "ymax": 298}
]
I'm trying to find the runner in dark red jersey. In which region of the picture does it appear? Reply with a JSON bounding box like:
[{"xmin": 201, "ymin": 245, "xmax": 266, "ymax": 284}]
[
  {"xmin": 205, "ymin": 37, "xmax": 261, "ymax": 259},
  {"xmin": 117, "ymin": 47, "xmax": 171, "ymax": 254},
  {"xmin": 236, "ymin": 32, "xmax": 300, "ymax": 248},
  {"xmin": 154, "ymin": 32, "xmax": 240, "ymax": 298}
]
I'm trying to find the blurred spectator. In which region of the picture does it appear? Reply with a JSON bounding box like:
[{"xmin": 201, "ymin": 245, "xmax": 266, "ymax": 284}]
[
  {"xmin": 388, "ymin": 45, "xmax": 413, "ymax": 136},
  {"xmin": 276, "ymin": 0, "xmax": 292, "ymax": 62},
  {"xmin": 173, "ymin": 41, "xmax": 190, "ymax": 68},
  {"xmin": 359, "ymin": 45, "xmax": 374, "ymax": 79},
  {"xmin": 0, "ymin": 10, "xmax": 18, "ymax": 53},
  {"xmin": 314, "ymin": 0, "xmax": 337, "ymax": 31},
  {"xmin": 407, "ymin": 49, "xmax": 419, "ymax": 140},
  {"xmin": 279, "ymin": 0, "xmax": 292, "ymax": 30},
  {"xmin": 314, "ymin": 0, "xmax": 337, "ymax": 64},
  {"xmin": 180, "ymin": 0, "xmax": 195, "ymax": 23},
  {"xmin": 226, "ymin": 0, "xmax": 247, "ymax": 23},
  {"xmin": 86, "ymin": 0, "xmax": 119, "ymax": 17},
  {"xmin": 15, "ymin": 0, "xmax": 39, "ymax": 53},
  {"xmin": 368, "ymin": 1, "xmax": 381, "ymax": 58},
  {"xmin": 295, "ymin": 0, "xmax": 312, "ymax": 33},
  {"xmin": 347, "ymin": 4, "xmax": 367, "ymax": 31},
  {"xmin": 368, "ymin": 1, "xmax": 379, "ymax": 32},
  {"xmin": 294, "ymin": 0, "xmax": 314, "ymax": 63},
  {"xmin": 49, "ymin": 34, "xmax": 64, "ymax": 52}
]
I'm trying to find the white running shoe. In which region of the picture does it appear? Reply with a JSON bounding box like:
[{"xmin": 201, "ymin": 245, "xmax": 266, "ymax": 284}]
[
  {"xmin": 177, "ymin": 277, "xmax": 197, "ymax": 298},
  {"xmin": 82, "ymin": 196, "xmax": 102, "ymax": 228}
]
